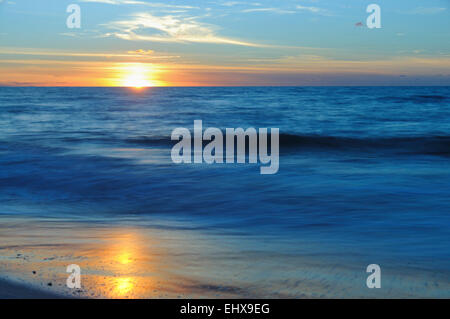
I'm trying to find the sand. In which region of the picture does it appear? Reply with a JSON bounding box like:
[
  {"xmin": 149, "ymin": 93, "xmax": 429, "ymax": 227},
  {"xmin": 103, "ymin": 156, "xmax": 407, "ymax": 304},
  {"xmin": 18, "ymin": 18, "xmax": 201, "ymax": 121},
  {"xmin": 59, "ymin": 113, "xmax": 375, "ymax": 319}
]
[{"xmin": 1, "ymin": 215, "xmax": 449, "ymax": 299}]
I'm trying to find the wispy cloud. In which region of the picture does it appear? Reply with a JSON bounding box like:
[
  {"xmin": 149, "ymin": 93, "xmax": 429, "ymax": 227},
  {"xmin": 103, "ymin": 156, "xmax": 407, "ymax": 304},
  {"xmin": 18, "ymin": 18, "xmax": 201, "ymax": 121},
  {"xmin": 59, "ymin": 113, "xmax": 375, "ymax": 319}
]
[
  {"xmin": 242, "ymin": 8, "xmax": 295, "ymax": 14},
  {"xmin": 103, "ymin": 12, "xmax": 263, "ymax": 46},
  {"xmin": 406, "ymin": 7, "xmax": 447, "ymax": 15},
  {"xmin": 0, "ymin": 47, "xmax": 178, "ymax": 61},
  {"xmin": 80, "ymin": 0, "xmax": 197, "ymax": 9},
  {"xmin": 127, "ymin": 49, "xmax": 154, "ymax": 55},
  {"xmin": 220, "ymin": 1, "xmax": 261, "ymax": 7},
  {"xmin": 296, "ymin": 5, "xmax": 333, "ymax": 16}
]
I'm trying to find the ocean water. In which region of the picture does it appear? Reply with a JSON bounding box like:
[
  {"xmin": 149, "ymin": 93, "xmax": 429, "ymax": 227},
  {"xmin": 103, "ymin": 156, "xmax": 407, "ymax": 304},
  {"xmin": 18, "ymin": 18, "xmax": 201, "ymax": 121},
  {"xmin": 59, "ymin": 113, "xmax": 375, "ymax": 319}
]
[{"xmin": 0, "ymin": 86, "xmax": 449, "ymax": 297}]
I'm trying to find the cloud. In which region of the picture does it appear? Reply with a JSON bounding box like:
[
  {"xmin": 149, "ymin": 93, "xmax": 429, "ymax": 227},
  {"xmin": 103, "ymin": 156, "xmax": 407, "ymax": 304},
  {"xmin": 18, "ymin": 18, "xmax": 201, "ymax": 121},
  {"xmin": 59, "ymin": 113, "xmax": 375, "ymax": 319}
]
[
  {"xmin": 296, "ymin": 5, "xmax": 333, "ymax": 16},
  {"xmin": 104, "ymin": 12, "xmax": 262, "ymax": 46},
  {"xmin": 406, "ymin": 7, "xmax": 447, "ymax": 15},
  {"xmin": 0, "ymin": 47, "xmax": 178, "ymax": 61},
  {"xmin": 220, "ymin": 1, "xmax": 261, "ymax": 7},
  {"xmin": 80, "ymin": 0, "xmax": 196, "ymax": 9},
  {"xmin": 127, "ymin": 49, "xmax": 154, "ymax": 55},
  {"xmin": 242, "ymin": 8, "xmax": 295, "ymax": 14}
]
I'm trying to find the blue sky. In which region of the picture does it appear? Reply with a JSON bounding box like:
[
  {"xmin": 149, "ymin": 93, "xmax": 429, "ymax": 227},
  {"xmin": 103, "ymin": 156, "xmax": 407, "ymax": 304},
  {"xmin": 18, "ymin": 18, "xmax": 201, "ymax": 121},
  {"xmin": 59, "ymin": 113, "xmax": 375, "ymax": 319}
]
[{"xmin": 0, "ymin": 0, "xmax": 449, "ymax": 86}]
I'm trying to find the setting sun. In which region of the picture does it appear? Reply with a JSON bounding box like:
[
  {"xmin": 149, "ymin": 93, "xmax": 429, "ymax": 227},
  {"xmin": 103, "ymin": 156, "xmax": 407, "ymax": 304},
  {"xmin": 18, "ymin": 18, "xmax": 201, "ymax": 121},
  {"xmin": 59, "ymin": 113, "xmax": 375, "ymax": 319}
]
[
  {"xmin": 121, "ymin": 64, "xmax": 155, "ymax": 88},
  {"xmin": 104, "ymin": 63, "xmax": 164, "ymax": 88},
  {"xmin": 123, "ymin": 76, "xmax": 152, "ymax": 88}
]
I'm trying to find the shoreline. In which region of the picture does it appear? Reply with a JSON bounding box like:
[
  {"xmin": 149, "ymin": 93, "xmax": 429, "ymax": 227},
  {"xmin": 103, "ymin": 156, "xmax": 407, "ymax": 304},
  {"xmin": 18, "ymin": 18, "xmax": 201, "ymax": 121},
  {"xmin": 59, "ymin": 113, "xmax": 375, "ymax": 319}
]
[{"xmin": 1, "ymin": 215, "xmax": 449, "ymax": 299}]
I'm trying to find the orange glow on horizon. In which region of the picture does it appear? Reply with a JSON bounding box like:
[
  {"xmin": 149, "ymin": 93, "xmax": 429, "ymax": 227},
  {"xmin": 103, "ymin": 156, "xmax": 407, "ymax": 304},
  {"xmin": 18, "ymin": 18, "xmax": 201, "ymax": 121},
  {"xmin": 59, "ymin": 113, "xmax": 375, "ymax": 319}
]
[{"xmin": 3, "ymin": 55, "xmax": 450, "ymax": 87}]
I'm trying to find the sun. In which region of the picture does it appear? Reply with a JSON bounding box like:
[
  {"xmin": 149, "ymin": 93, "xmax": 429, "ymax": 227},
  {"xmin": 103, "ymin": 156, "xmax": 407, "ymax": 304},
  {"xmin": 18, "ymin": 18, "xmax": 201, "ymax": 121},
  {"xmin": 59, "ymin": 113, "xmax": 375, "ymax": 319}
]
[
  {"xmin": 120, "ymin": 63, "xmax": 157, "ymax": 88},
  {"xmin": 105, "ymin": 62, "xmax": 165, "ymax": 88},
  {"xmin": 123, "ymin": 75, "xmax": 151, "ymax": 88}
]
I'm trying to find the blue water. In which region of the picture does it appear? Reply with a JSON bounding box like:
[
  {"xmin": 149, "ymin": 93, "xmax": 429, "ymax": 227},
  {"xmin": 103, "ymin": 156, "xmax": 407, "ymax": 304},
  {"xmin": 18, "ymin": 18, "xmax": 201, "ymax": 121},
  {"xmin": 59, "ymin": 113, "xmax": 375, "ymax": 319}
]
[{"xmin": 0, "ymin": 87, "xmax": 449, "ymax": 279}]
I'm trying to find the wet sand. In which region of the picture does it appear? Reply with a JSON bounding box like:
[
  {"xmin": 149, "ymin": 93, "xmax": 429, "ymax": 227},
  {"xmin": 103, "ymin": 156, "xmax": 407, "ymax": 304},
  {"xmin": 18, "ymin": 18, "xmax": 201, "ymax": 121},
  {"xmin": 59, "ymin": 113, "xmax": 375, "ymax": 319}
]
[
  {"xmin": 0, "ymin": 215, "xmax": 265, "ymax": 298},
  {"xmin": 0, "ymin": 215, "xmax": 449, "ymax": 299}
]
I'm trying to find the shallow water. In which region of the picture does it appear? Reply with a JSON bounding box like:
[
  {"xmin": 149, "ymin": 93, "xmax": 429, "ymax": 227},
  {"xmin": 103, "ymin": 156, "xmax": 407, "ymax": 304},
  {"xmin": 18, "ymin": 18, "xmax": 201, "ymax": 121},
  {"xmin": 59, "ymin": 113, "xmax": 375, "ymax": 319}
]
[{"xmin": 0, "ymin": 87, "xmax": 449, "ymax": 297}]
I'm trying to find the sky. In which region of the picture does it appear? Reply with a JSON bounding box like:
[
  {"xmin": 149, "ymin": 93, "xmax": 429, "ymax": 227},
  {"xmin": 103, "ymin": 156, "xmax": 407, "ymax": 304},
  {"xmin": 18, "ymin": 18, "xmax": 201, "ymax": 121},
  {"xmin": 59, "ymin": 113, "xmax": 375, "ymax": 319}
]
[{"xmin": 0, "ymin": 0, "xmax": 449, "ymax": 86}]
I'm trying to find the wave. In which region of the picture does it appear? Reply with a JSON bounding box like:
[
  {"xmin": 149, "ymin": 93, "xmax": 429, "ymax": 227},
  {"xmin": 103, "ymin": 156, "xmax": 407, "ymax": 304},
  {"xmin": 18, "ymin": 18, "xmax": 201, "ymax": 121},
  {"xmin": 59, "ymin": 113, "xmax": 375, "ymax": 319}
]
[
  {"xmin": 278, "ymin": 134, "xmax": 450, "ymax": 155},
  {"xmin": 126, "ymin": 134, "xmax": 450, "ymax": 156},
  {"xmin": 379, "ymin": 95, "xmax": 448, "ymax": 104}
]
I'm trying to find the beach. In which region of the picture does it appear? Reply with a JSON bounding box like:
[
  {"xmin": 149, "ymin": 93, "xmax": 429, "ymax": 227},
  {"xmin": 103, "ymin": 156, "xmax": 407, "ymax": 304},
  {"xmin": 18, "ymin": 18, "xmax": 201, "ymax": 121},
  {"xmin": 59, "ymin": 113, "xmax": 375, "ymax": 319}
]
[{"xmin": 1, "ymin": 215, "xmax": 449, "ymax": 299}]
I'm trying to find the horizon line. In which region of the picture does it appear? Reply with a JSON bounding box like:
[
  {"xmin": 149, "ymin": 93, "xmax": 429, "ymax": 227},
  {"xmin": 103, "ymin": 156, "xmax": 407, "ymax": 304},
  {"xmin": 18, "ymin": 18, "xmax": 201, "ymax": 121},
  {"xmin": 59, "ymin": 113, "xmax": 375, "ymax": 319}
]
[{"xmin": 1, "ymin": 85, "xmax": 450, "ymax": 88}]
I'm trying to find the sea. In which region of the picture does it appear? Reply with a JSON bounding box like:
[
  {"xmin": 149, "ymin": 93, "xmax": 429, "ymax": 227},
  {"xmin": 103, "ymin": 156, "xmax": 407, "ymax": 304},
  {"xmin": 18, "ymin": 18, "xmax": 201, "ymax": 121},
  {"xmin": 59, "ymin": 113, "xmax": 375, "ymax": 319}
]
[{"xmin": 0, "ymin": 86, "xmax": 449, "ymax": 297}]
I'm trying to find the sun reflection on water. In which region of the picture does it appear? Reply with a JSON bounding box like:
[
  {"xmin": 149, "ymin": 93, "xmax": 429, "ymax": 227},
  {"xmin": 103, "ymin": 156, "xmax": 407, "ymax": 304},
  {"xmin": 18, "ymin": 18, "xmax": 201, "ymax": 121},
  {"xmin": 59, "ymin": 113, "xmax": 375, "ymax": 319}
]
[
  {"xmin": 117, "ymin": 252, "xmax": 132, "ymax": 265},
  {"xmin": 0, "ymin": 220, "xmax": 216, "ymax": 299},
  {"xmin": 113, "ymin": 277, "xmax": 135, "ymax": 297},
  {"xmin": 97, "ymin": 231, "xmax": 146, "ymax": 298}
]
